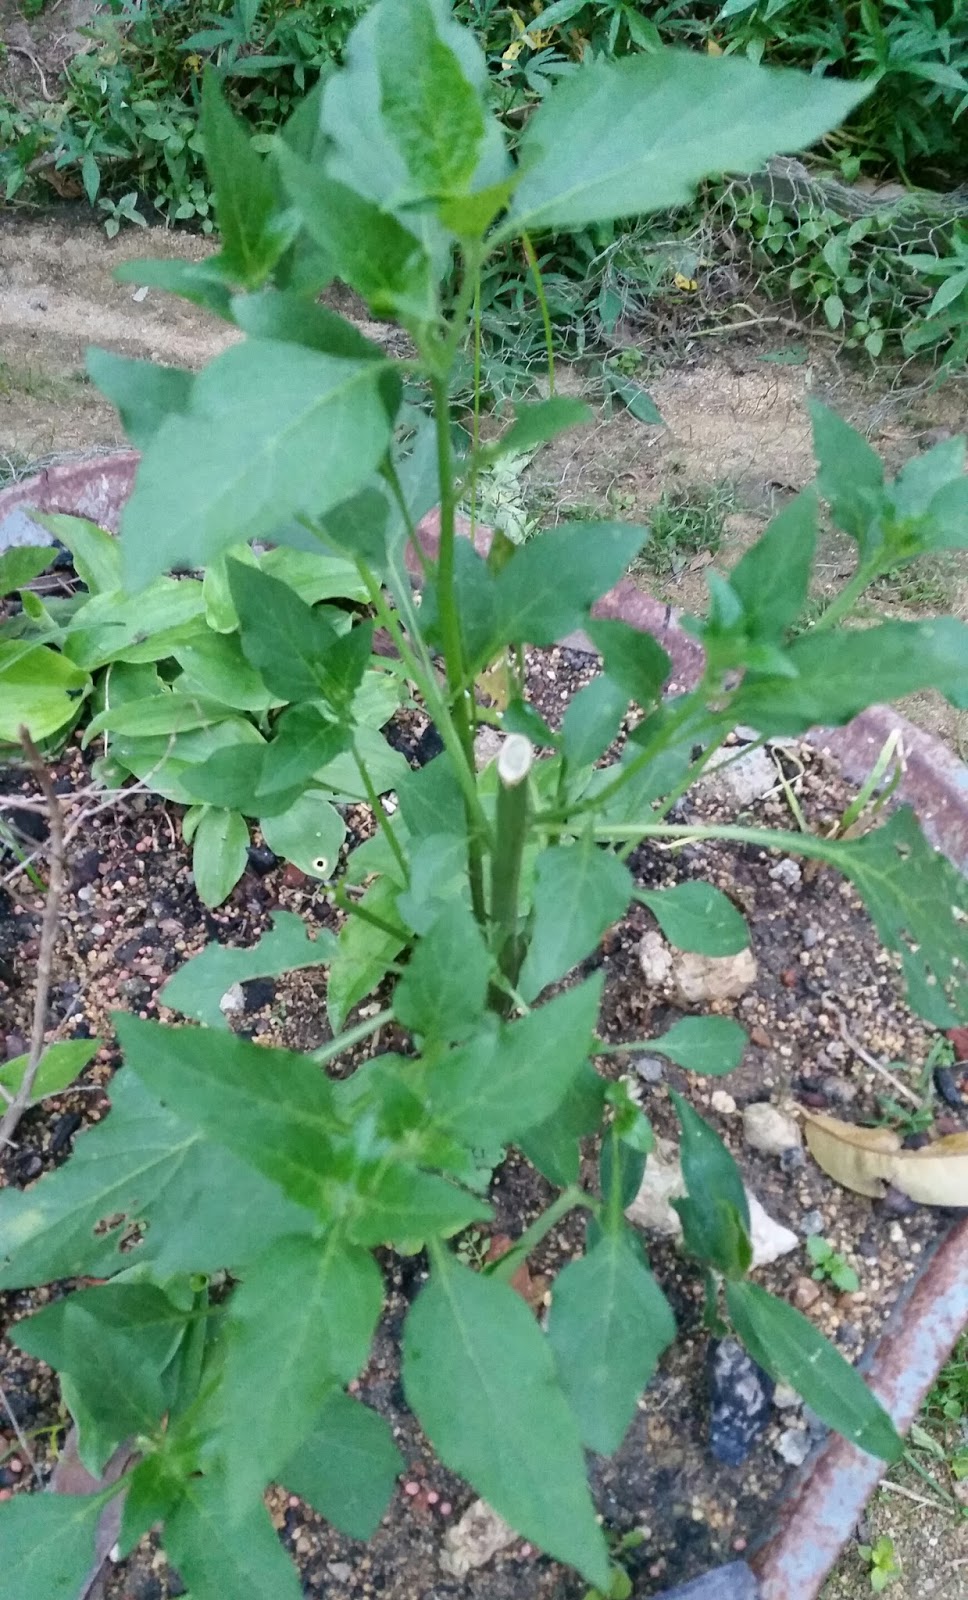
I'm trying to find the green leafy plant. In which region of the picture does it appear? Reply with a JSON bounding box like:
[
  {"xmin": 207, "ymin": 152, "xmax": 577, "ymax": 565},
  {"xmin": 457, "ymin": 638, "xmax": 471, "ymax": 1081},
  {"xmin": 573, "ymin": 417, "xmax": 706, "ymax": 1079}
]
[
  {"xmin": 858, "ymin": 1533, "xmax": 901, "ymax": 1592},
  {"xmin": 806, "ymin": 1234, "xmax": 860, "ymax": 1293},
  {"xmin": 8, "ymin": 8, "xmax": 968, "ymax": 1593}
]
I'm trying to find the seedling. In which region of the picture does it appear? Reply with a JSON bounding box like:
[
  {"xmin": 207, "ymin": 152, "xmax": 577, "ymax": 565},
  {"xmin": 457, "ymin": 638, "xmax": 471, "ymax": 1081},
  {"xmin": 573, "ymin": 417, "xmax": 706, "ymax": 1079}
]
[
  {"xmin": 806, "ymin": 1235, "xmax": 860, "ymax": 1294},
  {"xmin": 858, "ymin": 1533, "xmax": 900, "ymax": 1592}
]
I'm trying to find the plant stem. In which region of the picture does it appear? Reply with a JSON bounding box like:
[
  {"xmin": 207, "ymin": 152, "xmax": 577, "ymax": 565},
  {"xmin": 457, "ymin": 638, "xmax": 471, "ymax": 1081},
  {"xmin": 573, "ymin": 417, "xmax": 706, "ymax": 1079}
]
[
  {"xmin": 522, "ymin": 232, "xmax": 556, "ymax": 395},
  {"xmin": 334, "ymin": 885, "xmax": 407, "ymax": 943},
  {"xmin": 808, "ymin": 560, "xmax": 880, "ymax": 632},
  {"xmin": 490, "ymin": 736, "xmax": 533, "ymax": 990},
  {"xmin": 353, "ymin": 742, "xmax": 408, "ymax": 882},
  {"xmin": 311, "ymin": 1008, "xmax": 394, "ymax": 1065},
  {"xmin": 590, "ymin": 819, "xmax": 860, "ymax": 864},
  {"xmin": 484, "ymin": 1186, "xmax": 591, "ymax": 1283}
]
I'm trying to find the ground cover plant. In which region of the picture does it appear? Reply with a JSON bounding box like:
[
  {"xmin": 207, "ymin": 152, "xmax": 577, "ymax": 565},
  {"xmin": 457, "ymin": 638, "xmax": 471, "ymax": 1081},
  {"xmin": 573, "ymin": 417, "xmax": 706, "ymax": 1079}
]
[{"xmin": 3, "ymin": 4, "xmax": 968, "ymax": 1594}]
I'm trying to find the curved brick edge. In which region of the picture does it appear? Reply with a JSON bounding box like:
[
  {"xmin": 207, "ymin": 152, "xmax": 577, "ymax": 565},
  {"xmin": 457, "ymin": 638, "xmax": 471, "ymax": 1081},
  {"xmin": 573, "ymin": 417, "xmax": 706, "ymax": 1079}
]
[{"xmin": 4, "ymin": 455, "xmax": 967, "ymax": 1600}]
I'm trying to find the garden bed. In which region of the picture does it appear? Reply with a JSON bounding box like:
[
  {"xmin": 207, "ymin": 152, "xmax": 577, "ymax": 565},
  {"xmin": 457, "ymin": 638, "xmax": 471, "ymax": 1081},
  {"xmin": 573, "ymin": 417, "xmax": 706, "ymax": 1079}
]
[{"xmin": 2, "ymin": 537, "xmax": 966, "ymax": 1598}]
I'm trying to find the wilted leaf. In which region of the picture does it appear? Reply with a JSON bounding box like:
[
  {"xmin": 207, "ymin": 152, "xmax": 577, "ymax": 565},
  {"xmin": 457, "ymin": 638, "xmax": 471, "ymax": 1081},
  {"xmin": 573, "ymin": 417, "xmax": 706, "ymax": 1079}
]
[{"xmin": 803, "ymin": 1109, "xmax": 968, "ymax": 1207}]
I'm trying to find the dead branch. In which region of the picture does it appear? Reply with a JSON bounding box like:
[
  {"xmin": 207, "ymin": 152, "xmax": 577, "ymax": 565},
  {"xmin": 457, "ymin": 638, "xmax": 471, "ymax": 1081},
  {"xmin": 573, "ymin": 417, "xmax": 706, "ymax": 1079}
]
[{"xmin": 0, "ymin": 730, "xmax": 66, "ymax": 1148}]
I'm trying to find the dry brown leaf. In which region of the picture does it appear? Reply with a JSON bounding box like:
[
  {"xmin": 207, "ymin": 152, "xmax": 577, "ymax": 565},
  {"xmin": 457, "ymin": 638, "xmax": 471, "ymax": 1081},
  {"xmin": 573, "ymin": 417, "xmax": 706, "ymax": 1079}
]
[
  {"xmin": 890, "ymin": 1132, "xmax": 968, "ymax": 1208},
  {"xmin": 802, "ymin": 1109, "xmax": 900, "ymax": 1199},
  {"xmin": 803, "ymin": 1110, "xmax": 968, "ymax": 1208}
]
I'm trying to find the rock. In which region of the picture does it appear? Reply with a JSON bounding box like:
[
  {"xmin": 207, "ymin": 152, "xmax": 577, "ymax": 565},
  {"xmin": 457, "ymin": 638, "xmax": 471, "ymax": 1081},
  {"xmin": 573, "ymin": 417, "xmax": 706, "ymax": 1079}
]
[
  {"xmin": 219, "ymin": 982, "xmax": 245, "ymax": 1016},
  {"xmin": 673, "ymin": 947, "xmax": 757, "ymax": 1004},
  {"xmin": 710, "ymin": 1090, "xmax": 738, "ymax": 1116},
  {"xmin": 708, "ymin": 1338, "xmax": 773, "ymax": 1466},
  {"xmin": 327, "ymin": 1562, "xmax": 353, "ymax": 1582},
  {"xmin": 779, "ymin": 1146, "xmax": 806, "ymax": 1174},
  {"xmin": 440, "ymin": 1500, "xmax": 517, "ymax": 1577},
  {"xmin": 4, "ymin": 1031, "xmax": 27, "ymax": 1061},
  {"xmin": 792, "ymin": 1276, "xmax": 821, "ymax": 1311},
  {"xmin": 242, "ymin": 977, "xmax": 276, "ymax": 1012},
  {"xmin": 700, "ymin": 745, "xmax": 776, "ymax": 808},
  {"xmin": 639, "ymin": 930, "xmax": 673, "ymax": 986},
  {"xmin": 800, "ymin": 1208, "xmax": 823, "ymax": 1237},
  {"xmin": 626, "ymin": 1146, "xmax": 798, "ymax": 1268},
  {"xmin": 247, "ymin": 844, "xmax": 278, "ymax": 876},
  {"xmin": 72, "ymin": 848, "xmax": 102, "ymax": 888},
  {"xmin": 747, "ymin": 1192, "xmax": 799, "ymax": 1267},
  {"xmin": 769, "ymin": 858, "xmax": 802, "ymax": 889},
  {"xmin": 773, "ymin": 1383, "xmax": 801, "ymax": 1411},
  {"xmin": 742, "ymin": 1102, "xmax": 801, "ymax": 1155},
  {"xmin": 634, "ymin": 1055, "xmax": 665, "ymax": 1084},
  {"xmin": 776, "ymin": 1427, "xmax": 811, "ymax": 1467},
  {"xmin": 802, "ymin": 927, "xmax": 821, "ymax": 949}
]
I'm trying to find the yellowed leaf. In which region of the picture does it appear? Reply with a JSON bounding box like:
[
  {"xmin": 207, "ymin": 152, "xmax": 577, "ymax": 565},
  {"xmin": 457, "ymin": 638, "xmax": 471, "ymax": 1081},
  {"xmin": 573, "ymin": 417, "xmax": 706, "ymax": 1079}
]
[
  {"xmin": 707, "ymin": 39, "xmax": 724, "ymax": 55},
  {"xmin": 802, "ymin": 1109, "xmax": 899, "ymax": 1199},
  {"xmin": 890, "ymin": 1132, "xmax": 968, "ymax": 1208},
  {"xmin": 674, "ymin": 272, "xmax": 698, "ymax": 292}
]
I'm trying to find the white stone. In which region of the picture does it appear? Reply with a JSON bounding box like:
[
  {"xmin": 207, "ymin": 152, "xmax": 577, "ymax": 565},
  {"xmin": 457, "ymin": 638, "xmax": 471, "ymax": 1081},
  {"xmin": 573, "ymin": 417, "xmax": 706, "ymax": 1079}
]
[
  {"xmin": 699, "ymin": 745, "xmax": 776, "ymax": 808},
  {"xmin": 638, "ymin": 930, "xmax": 673, "ymax": 986},
  {"xmin": 440, "ymin": 1500, "xmax": 517, "ymax": 1577},
  {"xmin": 769, "ymin": 858, "xmax": 802, "ymax": 889},
  {"xmin": 773, "ymin": 1383, "xmax": 801, "ymax": 1411},
  {"xmin": 743, "ymin": 1102, "xmax": 801, "ymax": 1156},
  {"xmin": 673, "ymin": 947, "xmax": 758, "ymax": 1004},
  {"xmin": 775, "ymin": 1427, "xmax": 811, "ymax": 1467},
  {"xmin": 710, "ymin": 1090, "xmax": 738, "ymax": 1116},
  {"xmin": 219, "ymin": 982, "xmax": 245, "ymax": 1015},
  {"xmin": 625, "ymin": 1145, "xmax": 799, "ymax": 1269}
]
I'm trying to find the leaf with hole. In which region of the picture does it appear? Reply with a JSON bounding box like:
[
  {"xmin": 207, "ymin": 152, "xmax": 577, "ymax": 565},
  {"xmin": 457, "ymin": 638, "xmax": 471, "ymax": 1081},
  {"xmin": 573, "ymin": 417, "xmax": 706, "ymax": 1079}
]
[{"xmin": 260, "ymin": 789, "xmax": 346, "ymax": 879}]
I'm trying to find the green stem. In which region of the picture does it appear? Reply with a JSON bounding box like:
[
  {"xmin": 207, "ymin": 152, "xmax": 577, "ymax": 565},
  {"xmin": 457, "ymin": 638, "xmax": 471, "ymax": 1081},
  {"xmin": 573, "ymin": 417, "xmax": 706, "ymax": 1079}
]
[
  {"xmin": 334, "ymin": 885, "xmax": 408, "ymax": 943},
  {"xmin": 490, "ymin": 736, "xmax": 533, "ymax": 989},
  {"xmin": 353, "ymin": 741, "xmax": 408, "ymax": 882},
  {"xmin": 591, "ymin": 819, "xmax": 858, "ymax": 864},
  {"xmin": 808, "ymin": 560, "xmax": 880, "ymax": 633},
  {"xmin": 522, "ymin": 232, "xmax": 555, "ymax": 395},
  {"xmin": 484, "ymin": 1186, "xmax": 591, "ymax": 1282},
  {"xmin": 311, "ymin": 1007, "xmax": 394, "ymax": 1065}
]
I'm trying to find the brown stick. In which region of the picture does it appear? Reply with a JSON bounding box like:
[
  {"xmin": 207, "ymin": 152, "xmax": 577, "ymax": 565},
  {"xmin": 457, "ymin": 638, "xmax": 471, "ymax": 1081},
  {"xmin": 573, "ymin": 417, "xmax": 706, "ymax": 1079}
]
[{"xmin": 0, "ymin": 730, "xmax": 66, "ymax": 1148}]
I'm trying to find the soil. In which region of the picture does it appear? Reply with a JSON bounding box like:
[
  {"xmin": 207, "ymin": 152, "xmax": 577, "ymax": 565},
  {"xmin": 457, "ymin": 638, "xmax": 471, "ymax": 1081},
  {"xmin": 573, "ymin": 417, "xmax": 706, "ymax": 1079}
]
[{"xmin": 2, "ymin": 640, "xmax": 966, "ymax": 1600}]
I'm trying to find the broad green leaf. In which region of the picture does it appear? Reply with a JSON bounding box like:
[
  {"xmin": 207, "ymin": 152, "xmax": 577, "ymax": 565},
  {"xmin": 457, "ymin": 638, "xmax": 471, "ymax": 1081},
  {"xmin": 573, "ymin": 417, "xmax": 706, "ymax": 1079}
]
[
  {"xmin": 810, "ymin": 401, "xmax": 886, "ymax": 557},
  {"xmin": 120, "ymin": 341, "xmax": 396, "ymax": 589},
  {"xmin": 649, "ymin": 1016, "xmax": 747, "ymax": 1076},
  {"xmin": 519, "ymin": 841, "xmax": 631, "ymax": 1001},
  {"xmin": 726, "ymin": 490, "xmax": 818, "ymax": 640},
  {"xmin": 492, "ymin": 522, "xmax": 645, "ymax": 648},
  {"xmin": 86, "ymin": 349, "xmax": 193, "ymax": 450},
  {"xmin": 259, "ymin": 544, "xmax": 370, "ymax": 605},
  {"xmin": 518, "ymin": 1059, "xmax": 606, "ymax": 1186},
  {"xmin": 328, "ymin": 877, "xmax": 409, "ymax": 1031},
  {"xmin": 672, "ymin": 1090, "xmax": 752, "ymax": 1278},
  {"xmin": 562, "ymin": 672, "xmax": 629, "ymax": 769},
  {"xmin": 0, "ymin": 642, "xmax": 91, "ymax": 742},
  {"xmin": 733, "ymin": 617, "xmax": 968, "ymax": 735},
  {"xmin": 201, "ymin": 543, "xmax": 258, "ymax": 633},
  {"xmin": 277, "ymin": 147, "xmax": 434, "ymax": 319},
  {"xmin": 114, "ymin": 254, "xmax": 236, "ymax": 318},
  {"xmin": 548, "ymin": 1226, "xmax": 675, "ymax": 1454},
  {"xmin": 161, "ymin": 911, "xmax": 335, "ymax": 1029},
  {"xmin": 0, "ymin": 1072, "xmax": 315, "ymax": 1287},
  {"xmin": 395, "ymin": 832, "xmax": 468, "ymax": 932},
  {"xmin": 403, "ymin": 1254, "xmax": 610, "ymax": 1589},
  {"xmin": 396, "ymin": 751, "xmax": 466, "ymax": 842},
  {"xmin": 504, "ymin": 51, "xmax": 867, "ymax": 235},
  {"xmin": 63, "ymin": 578, "xmax": 207, "ymax": 671},
  {"xmin": 174, "ymin": 632, "xmax": 278, "ymax": 712},
  {"xmin": 638, "ymin": 881, "xmax": 748, "ymax": 955},
  {"xmin": 494, "ymin": 397, "xmax": 591, "ymax": 458},
  {"xmin": 201, "ymin": 71, "xmax": 292, "ymax": 287},
  {"xmin": 0, "ymin": 1038, "xmax": 98, "ymax": 1105},
  {"xmin": 258, "ymin": 709, "xmax": 352, "ymax": 801},
  {"xmin": 84, "ymin": 692, "xmax": 235, "ymax": 742},
  {"xmin": 394, "ymin": 900, "xmax": 491, "ymax": 1043},
  {"xmin": 0, "ymin": 1491, "xmax": 106, "ymax": 1600},
  {"xmin": 425, "ymin": 975, "xmax": 603, "ymax": 1146},
  {"xmin": 281, "ymin": 1391, "xmax": 403, "ymax": 1540},
  {"xmin": 348, "ymin": 1164, "xmax": 490, "ymax": 1248},
  {"xmin": 164, "ymin": 1474, "xmax": 303, "ymax": 1600},
  {"xmin": 35, "ymin": 513, "xmax": 122, "ymax": 595},
  {"xmin": 215, "ymin": 1235, "xmax": 383, "ymax": 1515},
  {"xmin": 0, "ymin": 544, "xmax": 50, "ymax": 595},
  {"xmin": 227, "ymin": 560, "xmax": 371, "ymax": 719},
  {"xmin": 603, "ymin": 368, "xmax": 663, "ymax": 425},
  {"xmin": 377, "ymin": 0, "xmax": 485, "ymax": 197},
  {"xmin": 230, "ymin": 290, "xmax": 383, "ymax": 365},
  {"xmin": 13, "ymin": 1284, "xmax": 186, "ymax": 1473},
  {"xmin": 830, "ymin": 807, "xmax": 968, "ymax": 1026},
  {"xmin": 192, "ymin": 807, "xmax": 249, "ymax": 908},
  {"xmin": 116, "ymin": 1014, "xmax": 343, "ymax": 1214},
  {"xmin": 585, "ymin": 618, "xmax": 670, "ymax": 707},
  {"xmin": 726, "ymin": 1280, "xmax": 902, "ymax": 1461},
  {"xmin": 260, "ymin": 789, "xmax": 346, "ymax": 878},
  {"xmin": 143, "ymin": 724, "xmax": 266, "ymax": 811}
]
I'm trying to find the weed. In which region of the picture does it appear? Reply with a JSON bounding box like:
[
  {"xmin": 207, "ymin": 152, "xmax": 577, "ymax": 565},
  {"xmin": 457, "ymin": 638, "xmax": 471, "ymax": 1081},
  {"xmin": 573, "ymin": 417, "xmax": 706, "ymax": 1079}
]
[
  {"xmin": 635, "ymin": 483, "xmax": 736, "ymax": 579},
  {"xmin": 806, "ymin": 1235, "xmax": 860, "ymax": 1293},
  {"xmin": 858, "ymin": 1533, "xmax": 901, "ymax": 1592}
]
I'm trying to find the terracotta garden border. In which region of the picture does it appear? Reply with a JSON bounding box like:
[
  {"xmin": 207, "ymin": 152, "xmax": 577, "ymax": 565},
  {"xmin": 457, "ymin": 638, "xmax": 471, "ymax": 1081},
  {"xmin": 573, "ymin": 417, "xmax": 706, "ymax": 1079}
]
[{"xmin": 1, "ymin": 453, "xmax": 967, "ymax": 1600}]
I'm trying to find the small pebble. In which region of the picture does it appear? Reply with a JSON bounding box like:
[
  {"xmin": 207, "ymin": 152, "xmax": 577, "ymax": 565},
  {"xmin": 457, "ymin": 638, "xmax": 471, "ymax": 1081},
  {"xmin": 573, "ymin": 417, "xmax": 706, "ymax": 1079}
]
[
  {"xmin": 769, "ymin": 859, "xmax": 802, "ymax": 889},
  {"xmin": 710, "ymin": 1089, "xmax": 737, "ymax": 1116},
  {"xmin": 802, "ymin": 927, "xmax": 821, "ymax": 949},
  {"xmin": 775, "ymin": 1427, "xmax": 811, "ymax": 1467},
  {"xmin": 800, "ymin": 1209, "xmax": 824, "ymax": 1237},
  {"xmin": 634, "ymin": 1055, "xmax": 665, "ymax": 1085},
  {"xmin": 792, "ymin": 1276, "xmax": 821, "ymax": 1311}
]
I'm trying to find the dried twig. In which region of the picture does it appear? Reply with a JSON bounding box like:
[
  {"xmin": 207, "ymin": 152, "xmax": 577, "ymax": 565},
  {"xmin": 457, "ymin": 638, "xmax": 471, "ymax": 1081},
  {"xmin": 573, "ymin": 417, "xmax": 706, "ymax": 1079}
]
[
  {"xmin": 7, "ymin": 43, "xmax": 53, "ymax": 101},
  {"xmin": 0, "ymin": 730, "xmax": 66, "ymax": 1148},
  {"xmin": 0, "ymin": 1381, "xmax": 45, "ymax": 1489},
  {"xmin": 838, "ymin": 1017, "xmax": 923, "ymax": 1108}
]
